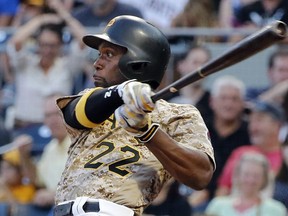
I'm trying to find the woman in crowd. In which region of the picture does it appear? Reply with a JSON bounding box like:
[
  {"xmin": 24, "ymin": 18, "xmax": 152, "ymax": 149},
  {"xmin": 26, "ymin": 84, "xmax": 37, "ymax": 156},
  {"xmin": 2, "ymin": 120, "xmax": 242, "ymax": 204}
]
[
  {"xmin": 206, "ymin": 152, "xmax": 287, "ymax": 216},
  {"xmin": 0, "ymin": 148, "xmax": 36, "ymax": 215}
]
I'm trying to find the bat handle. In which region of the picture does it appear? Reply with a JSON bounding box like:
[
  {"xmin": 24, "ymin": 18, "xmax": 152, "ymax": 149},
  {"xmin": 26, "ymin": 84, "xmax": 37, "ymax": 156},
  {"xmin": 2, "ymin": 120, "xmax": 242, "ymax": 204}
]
[
  {"xmin": 151, "ymin": 94, "xmax": 158, "ymax": 103},
  {"xmin": 151, "ymin": 87, "xmax": 176, "ymax": 102}
]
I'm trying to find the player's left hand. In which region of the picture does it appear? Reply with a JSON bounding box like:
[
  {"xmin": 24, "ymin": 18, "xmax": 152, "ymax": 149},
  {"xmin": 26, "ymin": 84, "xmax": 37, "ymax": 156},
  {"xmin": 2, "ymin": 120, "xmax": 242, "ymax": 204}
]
[{"xmin": 117, "ymin": 80, "xmax": 155, "ymax": 113}]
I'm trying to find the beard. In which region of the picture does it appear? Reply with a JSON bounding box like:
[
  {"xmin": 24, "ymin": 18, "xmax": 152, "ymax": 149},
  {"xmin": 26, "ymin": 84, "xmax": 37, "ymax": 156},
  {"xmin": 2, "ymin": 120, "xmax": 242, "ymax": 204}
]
[{"xmin": 93, "ymin": 77, "xmax": 110, "ymax": 88}]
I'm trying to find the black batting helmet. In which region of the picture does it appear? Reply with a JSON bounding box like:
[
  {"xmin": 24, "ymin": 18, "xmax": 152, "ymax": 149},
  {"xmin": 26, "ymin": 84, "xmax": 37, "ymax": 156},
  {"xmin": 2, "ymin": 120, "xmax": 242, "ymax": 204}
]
[{"xmin": 82, "ymin": 15, "xmax": 171, "ymax": 89}]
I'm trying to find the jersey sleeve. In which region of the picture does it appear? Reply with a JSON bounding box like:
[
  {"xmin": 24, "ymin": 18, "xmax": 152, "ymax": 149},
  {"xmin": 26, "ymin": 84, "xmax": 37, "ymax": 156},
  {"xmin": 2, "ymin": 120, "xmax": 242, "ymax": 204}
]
[{"xmin": 153, "ymin": 100, "xmax": 216, "ymax": 170}]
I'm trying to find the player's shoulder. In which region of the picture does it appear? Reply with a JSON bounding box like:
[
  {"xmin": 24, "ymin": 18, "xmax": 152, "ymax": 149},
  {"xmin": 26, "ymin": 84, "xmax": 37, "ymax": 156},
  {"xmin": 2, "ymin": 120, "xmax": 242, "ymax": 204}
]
[
  {"xmin": 56, "ymin": 88, "xmax": 95, "ymax": 108},
  {"xmin": 156, "ymin": 99, "xmax": 196, "ymax": 108},
  {"xmin": 156, "ymin": 99, "xmax": 200, "ymax": 113},
  {"xmin": 152, "ymin": 99, "xmax": 201, "ymax": 123}
]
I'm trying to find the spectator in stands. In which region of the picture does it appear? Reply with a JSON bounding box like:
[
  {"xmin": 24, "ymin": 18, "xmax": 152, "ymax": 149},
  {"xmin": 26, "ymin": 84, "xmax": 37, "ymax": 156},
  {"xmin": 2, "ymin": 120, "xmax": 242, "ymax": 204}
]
[
  {"xmin": 6, "ymin": 0, "xmax": 87, "ymax": 131},
  {"xmin": 143, "ymin": 178, "xmax": 192, "ymax": 216},
  {"xmin": 0, "ymin": 148, "xmax": 36, "ymax": 207},
  {"xmin": 118, "ymin": 0, "xmax": 189, "ymax": 28},
  {"xmin": 205, "ymin": 75, "xmax": 250, "ymax": 197},
  {"xmin": 206, "ymin": 152, "xmax": 287, "ymax": 216},
  {"xmin": 170, "ymin": 0, "xmax": 219, "ymax": 43},
  {"xmin": 218, "ymin": 0, "xmax": 258, "ymax": 28},
  {"xmin": 255, "ymin": 48, "xmax": 288, "ymax": 145},
  {"xmin": 72, "ymin": 0, "xmax": 143, "ymax": 27},
  {"xmin": 246, "ymin": 48, "xmax": 288, "ymax": 102},
  {"xmin": 19, "ymin": 94, "xmax": 70, "ymax": 212},
  {"xmin": 12, "ymin": 0, "xmax": 75, "ymax": 27},
  {"xmin": 169, "ymin": 45, "xmax": 213, "ymax": 122},
  {"xmin": 184, "ymin": 75, "xmax": 250, "ymax": 214},
  {"xmin": 259, "ymin": 80, "xmax": 288, "ymax": 148},
  {"xmin": 216, "ymin": 99, "xmax": 285, "ymax": 197},
  {"xmin": 171, "ymin": 0, "xmax": 215, "ymax": 27},
  {"xmin": 233, "ymin": 0, "xmax": 288, "ymax": 28},
  {"xmin": 11, "ymin": 0, "xmax": 45, "ymax": 27}
]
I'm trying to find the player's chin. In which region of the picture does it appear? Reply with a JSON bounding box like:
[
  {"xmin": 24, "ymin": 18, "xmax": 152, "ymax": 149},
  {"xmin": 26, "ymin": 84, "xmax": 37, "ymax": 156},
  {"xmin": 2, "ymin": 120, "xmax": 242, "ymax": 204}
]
[{"xmin": 94, "ymin": 80, "xmax": 109, "ymax": 88}]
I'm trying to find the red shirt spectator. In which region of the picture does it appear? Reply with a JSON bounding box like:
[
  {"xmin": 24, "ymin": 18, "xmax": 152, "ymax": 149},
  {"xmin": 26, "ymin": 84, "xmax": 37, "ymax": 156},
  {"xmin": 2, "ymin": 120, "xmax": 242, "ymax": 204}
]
[{"xmin": 216, "ymin": 100, "xmax": 285, "ymax": 195}]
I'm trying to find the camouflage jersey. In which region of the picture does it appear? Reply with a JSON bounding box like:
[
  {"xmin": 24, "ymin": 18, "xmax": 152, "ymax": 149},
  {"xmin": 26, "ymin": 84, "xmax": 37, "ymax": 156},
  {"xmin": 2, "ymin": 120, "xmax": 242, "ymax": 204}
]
[{"xmin": 55, "ymin": 95, "xmax": 215, "ymax": 216}]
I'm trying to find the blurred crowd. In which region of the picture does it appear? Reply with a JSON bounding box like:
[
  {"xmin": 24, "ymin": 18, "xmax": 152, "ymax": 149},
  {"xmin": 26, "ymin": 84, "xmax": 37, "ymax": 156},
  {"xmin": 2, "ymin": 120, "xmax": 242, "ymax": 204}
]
[{"xmin": 0, "ymin": 0, "xmax": 288, "ymax": 216}]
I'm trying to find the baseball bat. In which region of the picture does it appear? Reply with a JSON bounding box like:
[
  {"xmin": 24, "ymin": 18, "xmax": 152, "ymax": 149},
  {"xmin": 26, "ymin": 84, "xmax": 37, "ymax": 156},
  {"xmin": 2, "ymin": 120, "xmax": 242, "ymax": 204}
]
[{"xmin": 152, "ymin": 20, "xmax": 287, "ymax": 102}]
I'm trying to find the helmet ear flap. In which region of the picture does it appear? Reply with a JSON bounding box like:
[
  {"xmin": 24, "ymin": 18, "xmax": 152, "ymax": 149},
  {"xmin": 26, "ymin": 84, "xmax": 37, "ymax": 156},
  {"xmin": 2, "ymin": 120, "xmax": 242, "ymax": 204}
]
[
  {"xmin": 118, "ymin": 50, "xmax": 151, "ymax": 76},
  {"xmin": 123, "ymin": 61, "xmax": 151, "ymax": 75}
]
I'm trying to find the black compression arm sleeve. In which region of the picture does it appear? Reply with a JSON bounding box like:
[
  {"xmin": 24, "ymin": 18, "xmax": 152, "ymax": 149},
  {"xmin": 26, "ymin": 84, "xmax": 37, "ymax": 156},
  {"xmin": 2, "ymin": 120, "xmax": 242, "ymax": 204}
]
[{"xmin": 62, "ymin": 86, "xmax": 123, "ymax": 129}]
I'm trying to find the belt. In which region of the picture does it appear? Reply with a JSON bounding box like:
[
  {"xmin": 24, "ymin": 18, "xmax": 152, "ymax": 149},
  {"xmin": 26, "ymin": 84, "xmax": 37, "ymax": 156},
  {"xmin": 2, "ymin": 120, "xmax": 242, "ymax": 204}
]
[{"xmin": 54, "ymin": 201, "xmax": 100, "ymax": 216}]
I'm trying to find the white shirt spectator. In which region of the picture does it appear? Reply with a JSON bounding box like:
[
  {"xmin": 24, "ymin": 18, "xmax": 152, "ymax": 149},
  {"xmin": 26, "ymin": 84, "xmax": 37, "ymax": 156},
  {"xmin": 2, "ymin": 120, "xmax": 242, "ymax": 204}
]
[
  {"xmin": 7, "ymin": 43, "xmax": 86, "ymax": 123},
  {"xmin": 118, "ymin": 0, "xmax": 188, "ymax": 28}
]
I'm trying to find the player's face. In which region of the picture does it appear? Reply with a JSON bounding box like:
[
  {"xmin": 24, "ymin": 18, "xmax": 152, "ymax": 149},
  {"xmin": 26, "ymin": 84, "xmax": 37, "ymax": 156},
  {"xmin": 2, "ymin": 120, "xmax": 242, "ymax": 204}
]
[{"xmin": 93, "ymin": 42, "xmax": 127, "ymax": 88}]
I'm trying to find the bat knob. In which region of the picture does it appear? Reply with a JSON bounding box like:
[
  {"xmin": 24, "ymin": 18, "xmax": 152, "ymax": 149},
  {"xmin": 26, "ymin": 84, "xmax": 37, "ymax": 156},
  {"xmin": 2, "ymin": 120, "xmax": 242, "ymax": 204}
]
[{"xmin": 273, "ymin": 21, "xmax": 287, "ymax": 38}]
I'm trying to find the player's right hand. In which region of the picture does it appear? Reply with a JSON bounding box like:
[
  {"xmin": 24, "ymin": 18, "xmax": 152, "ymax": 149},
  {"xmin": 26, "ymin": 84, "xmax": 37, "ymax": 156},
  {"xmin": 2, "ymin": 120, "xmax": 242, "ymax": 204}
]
[
  {"xmin": 115, "ymin": 104, "xmax": 150, "ymax": 136},
  {"xmin": 117, "ymin": 80, "xmax": 155, "ymax": 114},
  {"xmin": 115, "ymin": 104, "xmax": 160, "ymax": 143}
]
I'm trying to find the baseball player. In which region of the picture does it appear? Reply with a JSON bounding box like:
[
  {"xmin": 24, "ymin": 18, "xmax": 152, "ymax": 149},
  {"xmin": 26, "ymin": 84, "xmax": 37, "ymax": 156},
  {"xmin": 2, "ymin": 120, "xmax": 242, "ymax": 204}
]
[{"xmin": 53, "ymin": 15, "xmax": 215, "ymax": 216}]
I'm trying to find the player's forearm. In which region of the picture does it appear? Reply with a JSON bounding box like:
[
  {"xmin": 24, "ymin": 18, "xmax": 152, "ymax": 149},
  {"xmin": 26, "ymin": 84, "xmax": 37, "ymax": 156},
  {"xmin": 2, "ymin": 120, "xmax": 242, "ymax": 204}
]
[
  {"xmin": 145, "ymin": 129, "xmax": 214, "ymax": 190},
  {"xmin": 62, "ymin": 87, "xmax": 123, "ymax": 129}
]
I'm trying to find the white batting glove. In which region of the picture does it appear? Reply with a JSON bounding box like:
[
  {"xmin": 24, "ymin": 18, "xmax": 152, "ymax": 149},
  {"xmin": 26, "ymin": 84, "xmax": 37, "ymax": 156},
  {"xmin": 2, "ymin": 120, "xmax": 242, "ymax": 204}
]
[
  {"xmin": 117, "ymin": 80, "xmax": 155, "ymax": 113},
  {"xmin": 115, "ymin": 104, "xmax": 160, "ymax": 143}
]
